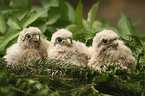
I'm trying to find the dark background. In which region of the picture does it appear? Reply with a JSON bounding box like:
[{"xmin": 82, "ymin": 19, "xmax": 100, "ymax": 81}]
[{"xmin": 66, "ymin": 0, "xmax": 145, "ymax": 35}]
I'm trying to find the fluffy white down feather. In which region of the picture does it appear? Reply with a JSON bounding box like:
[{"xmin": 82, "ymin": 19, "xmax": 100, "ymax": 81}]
[
  {"xmin": 88, "ymin": 29, "xmax": 136, "ymax": 71},
  {"xmin": 4, "ymin": 27, "xmax": 50, "ymax": 65},
  {"xmin": 47, "ymin": 29, "xmax": 88, "ymax": 67}
]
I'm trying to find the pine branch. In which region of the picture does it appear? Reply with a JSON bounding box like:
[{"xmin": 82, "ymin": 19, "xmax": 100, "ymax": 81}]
[
  {"xmin": 0, "ymin": 56, "xmax": 144, "ymax": 96},
  {"xmin": 10, "ymin": 85, "xmax": 33, "ymax": 96}
]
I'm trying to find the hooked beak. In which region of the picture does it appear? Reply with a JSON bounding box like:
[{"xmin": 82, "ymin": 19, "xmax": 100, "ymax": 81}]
[
  {"xmin": 64, "ymin": 39, "xmax": 72, "ymax": 46},
  {"xmin": 33, "ymin": 35, "xmax": 40, "ymax": 42},
  {"xmin": 111, "ymin": 40, "xmax": 118, "ymax": 47}
]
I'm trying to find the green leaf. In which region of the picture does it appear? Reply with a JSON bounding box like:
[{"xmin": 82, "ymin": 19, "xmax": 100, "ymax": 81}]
[
  {"xmin": 138, "ymin": 34, "xmax": 145, "ymax": 39},
  {"xmin": 59, "ymin": 0, "xmax": 69, "ymax": 20},
  {"xmin": 31, "ymin": 6, "xmax": 43, "ymax": 12},
  {"xmin": 66, "ymin": 24, "xmax": 90, "ymax": 42},
  {"xmin": 66, "ymin": 24, "xmax": 83, "ymax": 34},
  {"xmin": 0, "ymin": 3, "xmax": 13, "ymax": 12},
  {"xmin": 41, "ymin": 33, "xmax": 47, "ymax": 39},
  {"xmin": 22, "ymin": 9, "xmax": 49, "ymax": 28},
  {"xmin": 5, "ymin": 35, "xmax": 18, "ymax": 49},
  {"xmin": 87, "ymin": 2, "xmax": 100, "ymax": 31},
  {"xmin": 0, "ymin": 30, "xmax": 19, "ymax": 51},
  {"xmin": 75, "ymin": 0, "xmax": 83, "ymax": 26},
  {"xmin": 0, "ymin": 36, "xmax": 4, "ymax": 40},
  {"xmin": 38, "ymin": 23, "xmax": 47, "ymax": 33},
  {"xmin": 46, "ymin": 14, "xmax": 60, "ymax": 25},
  {"xmin": 0, "ymin": 12, "xmax": 6, "ymax": 34},
  {"xmin": 7, "ymin": 16, "xmax": 22, "ymax": 30},
  {"xmin": 11, "ymin": 10, "xmax": 28, "ymax": 20},
  {"xmin": 46, "ymin": 8, "xmax": 61, "ymax": 25},
  {"xmin": 66, "ymin": 2, "xmax": 75, "ymax": 23},
  {"xmin": 42, "ymin": 0, "xmax": 59, "ymax": 9},
  {"xmin": 9, "ymin": 0, "xmax": 33, "ymax": 11},
  {"xmin": 118, "ymin": 12, "xmax": 135, "ymax": 38},
  {"xmin": 101, "ymin": 19, "xmax": 109, "ymax": 27},
  {"xmin": 133, "ymin": 17, "xmax": 142, "ymax": 26},
  {"xmin": 0, "ymin": 50, "xmax": 6, "ymax": 55},
  {"xmin": 73, "ymin": 30, "xmax": 91, "ymax": 42}
]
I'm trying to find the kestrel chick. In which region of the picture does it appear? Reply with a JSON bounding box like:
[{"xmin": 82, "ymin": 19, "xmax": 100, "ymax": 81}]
[
  {"xmin": 4, "ymin": 27, "xmax": 50, "ymax": 65},
  {"xmin": 47, "ymin": 29, "xmax": 88, "ymax": 67},
  {"xmin": 88, "ymin": 30, "xmax": 136, "ymax": 71}
]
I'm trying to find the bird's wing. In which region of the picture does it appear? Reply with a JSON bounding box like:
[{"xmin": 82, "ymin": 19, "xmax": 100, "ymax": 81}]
[
  {"xmin": 73, "ymin": 40, "xmax": 89, "ymax": 66},
  {"xmin": 87, "ymin": 47, "xmax": 94, "ymax": 59},
  {"xmin": 73, "ymin": 40, "xmax": 88, "ymax": 55},
  {"xmin": 4, "ymin": 43, "xmax": 22, "ymax": 64},
  {"xmin": 39, "ymin": 38, "xmax": 50, "ymax": 59}
]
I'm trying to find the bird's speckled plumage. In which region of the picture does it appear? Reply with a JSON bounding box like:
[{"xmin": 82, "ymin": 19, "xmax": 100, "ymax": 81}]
[
  {"xmin": 88, "ymin": 29, "xmax": 136, "ymax": 71},
  {"xmin": 4, "ymin": 27, "xmax": 50, "ymax": 65},
  {"xmin": 47, "ymin": 29, "xmax": 88, "ymax": 67}
]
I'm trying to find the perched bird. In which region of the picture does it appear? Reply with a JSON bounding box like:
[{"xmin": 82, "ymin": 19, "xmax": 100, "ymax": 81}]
[
  {"xmin": 4, "ymin": 27, "xmax": 50, "ymax": 65},
  {"xmin": 88, "ymin": 30, "xmax": 136, "ymax": 71},
  {"xmin": 47, "ymin": 29, "xmax": 88, "ymax": 67}
]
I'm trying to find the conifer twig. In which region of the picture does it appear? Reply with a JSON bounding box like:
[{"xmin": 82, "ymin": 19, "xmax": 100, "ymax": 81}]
[{"xmin": 10, "ymin": 85, "xmax": 33, "ymax": 96}]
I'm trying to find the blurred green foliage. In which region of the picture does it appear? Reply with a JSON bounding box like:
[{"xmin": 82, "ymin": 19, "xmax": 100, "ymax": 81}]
[
  {"xmin": 0, "ymin": 0, "xmax": 75, "ymax": 56},
  {"xmin": 0, "ymin": 0, "xmax": 145, "ymax": 56}
]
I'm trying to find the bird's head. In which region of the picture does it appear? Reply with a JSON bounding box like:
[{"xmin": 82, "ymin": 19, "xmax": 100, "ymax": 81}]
[
  {"xmin": 93, "ymin": 30, "xmax": 119, "ymax": 51},
  {"xmin": 51, "ymin": 29, "xmax": 73, "ymax": 46},
  {"xmin": 18, "ymin": 27, "xmax": 41, "ymax": 49}
]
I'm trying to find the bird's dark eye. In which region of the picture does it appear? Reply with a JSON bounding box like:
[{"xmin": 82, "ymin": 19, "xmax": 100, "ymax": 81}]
[
  {"xmin": 26, "ymin": 34, "xmax": 32, "ymax": 38},
  {"xmin": 102, "ymin": 39, "xmax": 109, "ymax": 44},
  {"xmin": 57, "ymin": 38, "xmax": 62, "ymax": 42}
]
